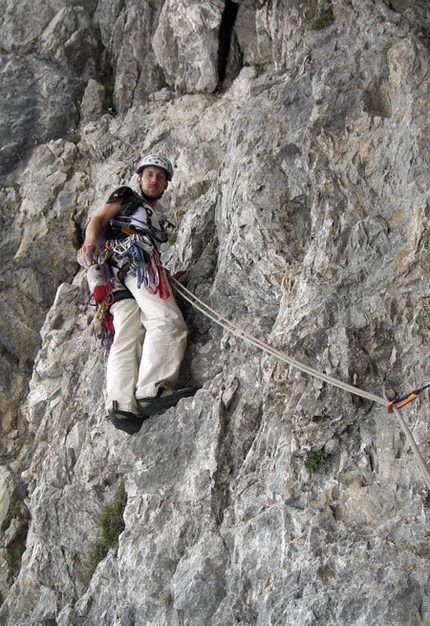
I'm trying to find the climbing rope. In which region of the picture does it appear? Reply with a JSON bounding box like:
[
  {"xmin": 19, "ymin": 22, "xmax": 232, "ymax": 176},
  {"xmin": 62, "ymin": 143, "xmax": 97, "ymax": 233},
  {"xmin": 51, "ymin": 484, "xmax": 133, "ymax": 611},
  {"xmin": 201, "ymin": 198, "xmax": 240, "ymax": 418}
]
[{"xmin": 171, "ymin": 276, "xmax": 430, "ymax": 490}]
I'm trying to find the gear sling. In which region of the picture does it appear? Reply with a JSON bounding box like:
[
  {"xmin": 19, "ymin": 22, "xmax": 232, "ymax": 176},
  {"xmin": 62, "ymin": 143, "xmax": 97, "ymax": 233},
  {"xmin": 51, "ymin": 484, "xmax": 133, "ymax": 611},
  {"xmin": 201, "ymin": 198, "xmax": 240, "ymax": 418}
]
[{"xmin": 87, "ymin": 186, "xmax": 172, "ymax": 354}]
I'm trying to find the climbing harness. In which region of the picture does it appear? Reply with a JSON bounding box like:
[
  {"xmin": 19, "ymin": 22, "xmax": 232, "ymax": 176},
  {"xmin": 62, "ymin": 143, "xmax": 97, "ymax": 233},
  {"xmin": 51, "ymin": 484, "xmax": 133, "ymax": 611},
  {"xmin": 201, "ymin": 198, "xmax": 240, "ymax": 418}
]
[
  {"xmin": 86, "ymin": 224, "xmax": 171, "ymax": 355},
  {"xmin": 107, "ymin": 225, "xmax": 170, "ymax": 299},
  {"xmin": 170, "ymin": 276, "xmax": 430, "ymax": 490}
]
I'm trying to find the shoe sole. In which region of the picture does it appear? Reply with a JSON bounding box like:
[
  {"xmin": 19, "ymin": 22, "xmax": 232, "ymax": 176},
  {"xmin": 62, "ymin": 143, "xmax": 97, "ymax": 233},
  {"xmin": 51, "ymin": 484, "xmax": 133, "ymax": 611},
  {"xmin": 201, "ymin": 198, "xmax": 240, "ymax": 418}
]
[
  {"xmin": 137, "ymin": 389, "xmax": 195, "ymax": 417},
  {"xmin": 109, "ymin": 411, "xmax": 148, "ymax": 435}
]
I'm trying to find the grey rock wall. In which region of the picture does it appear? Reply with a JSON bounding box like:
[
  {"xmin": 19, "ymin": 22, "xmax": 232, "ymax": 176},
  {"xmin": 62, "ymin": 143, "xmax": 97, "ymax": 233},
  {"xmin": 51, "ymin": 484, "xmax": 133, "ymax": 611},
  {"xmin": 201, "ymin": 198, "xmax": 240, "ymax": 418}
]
[{"xmin": 0, "ymin": 0, "xmax": 429, "ymax": 625}]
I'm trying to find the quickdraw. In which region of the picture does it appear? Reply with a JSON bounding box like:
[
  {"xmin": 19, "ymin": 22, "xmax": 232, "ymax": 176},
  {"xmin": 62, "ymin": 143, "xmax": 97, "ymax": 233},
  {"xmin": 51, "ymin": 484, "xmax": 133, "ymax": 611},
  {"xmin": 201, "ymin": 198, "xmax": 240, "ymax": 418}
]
[
  {"xmin": 107, "ymin": 225, "xmax": 170, "ymax": 300},
  {"xmin": 387, "ymin": 381, "xmax": 430, "ymax": 413}
]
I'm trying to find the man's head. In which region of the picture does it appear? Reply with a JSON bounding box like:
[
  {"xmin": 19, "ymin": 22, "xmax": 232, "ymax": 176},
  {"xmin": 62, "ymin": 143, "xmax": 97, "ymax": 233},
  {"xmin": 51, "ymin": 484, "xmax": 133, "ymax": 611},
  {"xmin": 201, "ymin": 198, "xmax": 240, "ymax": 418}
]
[{"xmin": 135, "ymin": 154, "xmax": 174, "ymax": 202}]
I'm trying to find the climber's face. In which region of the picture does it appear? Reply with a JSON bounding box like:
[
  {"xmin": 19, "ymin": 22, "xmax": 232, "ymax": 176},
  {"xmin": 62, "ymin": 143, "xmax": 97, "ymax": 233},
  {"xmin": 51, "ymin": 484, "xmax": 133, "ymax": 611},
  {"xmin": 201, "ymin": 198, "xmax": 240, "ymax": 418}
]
[{"xmin": 138, "ymin": 166, "xmax": 168, "ymax": 200}]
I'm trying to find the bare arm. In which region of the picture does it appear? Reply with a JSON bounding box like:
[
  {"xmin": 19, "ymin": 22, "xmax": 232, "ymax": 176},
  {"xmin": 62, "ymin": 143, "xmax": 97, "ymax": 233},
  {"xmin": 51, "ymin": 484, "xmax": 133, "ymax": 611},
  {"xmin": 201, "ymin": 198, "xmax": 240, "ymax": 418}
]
[{"xmin": 77, "ymin": 200, "xmax": 121, "ymax": 267}]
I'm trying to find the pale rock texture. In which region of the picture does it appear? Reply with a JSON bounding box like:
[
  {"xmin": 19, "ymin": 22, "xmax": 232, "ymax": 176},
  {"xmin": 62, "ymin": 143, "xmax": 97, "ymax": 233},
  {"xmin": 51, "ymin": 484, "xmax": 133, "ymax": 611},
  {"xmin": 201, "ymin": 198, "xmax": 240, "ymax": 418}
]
[
  {"xmin": 153, "ymin": 0, "xmax": 225, "ymax": 93},
  {"xmin": 0, "ymin": 0, "xmax": 429, "ymax": 625}
]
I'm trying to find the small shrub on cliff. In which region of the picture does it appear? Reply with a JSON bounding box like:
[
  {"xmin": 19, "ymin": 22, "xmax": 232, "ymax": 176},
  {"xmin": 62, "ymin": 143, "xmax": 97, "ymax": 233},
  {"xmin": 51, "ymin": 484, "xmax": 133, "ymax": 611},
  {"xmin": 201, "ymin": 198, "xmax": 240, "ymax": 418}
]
[
  {"xmin": 67, "ymin": 132, "xmax": 81, "ymax": 144},
  {"xmin": 304, "ymin": 449, "xmax": 327, "ymax": 473},
  {"xmin": 152, "ymin": 64, "xmax": 168, "ymax": 88},
  {"xmin": 86, "ymin": 482, "xmax": 127, "ymax": 579},
  {"xmin": 253, "ymin": 62, "xmax": 265, "ymax": 77},
  {"xmin": 310, "ymin": 0, "xmax": 335, "ymax": 29}
]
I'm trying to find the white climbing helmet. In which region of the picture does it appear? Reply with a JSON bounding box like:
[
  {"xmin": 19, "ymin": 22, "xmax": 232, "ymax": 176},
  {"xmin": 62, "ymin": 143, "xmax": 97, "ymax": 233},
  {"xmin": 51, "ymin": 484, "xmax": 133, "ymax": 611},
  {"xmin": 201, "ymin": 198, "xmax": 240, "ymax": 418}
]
[{"xmin": 134, "ymin": 154, "xmax": 174, "ymax": 181}]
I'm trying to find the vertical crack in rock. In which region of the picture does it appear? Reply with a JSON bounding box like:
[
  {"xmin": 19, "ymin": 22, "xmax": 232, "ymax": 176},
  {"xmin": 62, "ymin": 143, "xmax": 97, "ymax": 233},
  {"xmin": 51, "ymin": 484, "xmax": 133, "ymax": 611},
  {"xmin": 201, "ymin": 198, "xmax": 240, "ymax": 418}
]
[
  {"xmin": 218, "ymin": 0, "xmax": 239, "ymax": 85},
  {"xmin": 211, "ymin": 402, "xmax": 233, "ymax": 528},
  {"xmin": 1, "ymin": 485, "xmax": 29, "ymax": 587}
]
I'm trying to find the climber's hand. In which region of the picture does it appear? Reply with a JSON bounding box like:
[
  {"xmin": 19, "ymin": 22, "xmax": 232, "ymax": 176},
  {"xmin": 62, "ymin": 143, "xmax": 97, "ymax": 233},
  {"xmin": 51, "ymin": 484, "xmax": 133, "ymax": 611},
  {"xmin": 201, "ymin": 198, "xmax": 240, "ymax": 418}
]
[{"xmin": 77, "ymin": 243, "xmax": 99, "ymax": 268}]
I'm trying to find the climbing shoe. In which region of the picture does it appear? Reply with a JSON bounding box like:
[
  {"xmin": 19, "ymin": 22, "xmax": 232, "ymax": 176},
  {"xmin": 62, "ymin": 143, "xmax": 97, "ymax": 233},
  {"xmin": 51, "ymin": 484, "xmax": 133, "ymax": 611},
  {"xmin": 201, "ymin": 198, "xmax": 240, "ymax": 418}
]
[
  {"xmin": 136, "ymin": 388, "xmax": 196, "ymax": 418},
  {"xmin": 108, "ymin": 408, "xmax": 148, "ymax": 435}
]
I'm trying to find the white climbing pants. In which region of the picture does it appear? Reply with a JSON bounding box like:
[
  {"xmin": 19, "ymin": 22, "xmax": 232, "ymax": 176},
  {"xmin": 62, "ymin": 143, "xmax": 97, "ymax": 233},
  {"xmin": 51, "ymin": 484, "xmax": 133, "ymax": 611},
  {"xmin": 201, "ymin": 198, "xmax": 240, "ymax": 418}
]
[{"xmin": 105, "ymin": 271, "xmax": 188, "ymax": 414}]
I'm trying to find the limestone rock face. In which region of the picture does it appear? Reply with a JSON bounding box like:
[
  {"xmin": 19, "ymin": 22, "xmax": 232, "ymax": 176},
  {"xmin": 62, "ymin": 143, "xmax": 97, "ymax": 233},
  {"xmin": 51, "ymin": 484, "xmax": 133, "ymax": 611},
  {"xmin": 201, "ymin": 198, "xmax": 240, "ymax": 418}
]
[
  {"xmin": 153, "ymin": 0, "xmax": 225, "ymax": 93},
  {"xmin": 0, "ymin": 1, "xmax": 429, "ymax": 625}
]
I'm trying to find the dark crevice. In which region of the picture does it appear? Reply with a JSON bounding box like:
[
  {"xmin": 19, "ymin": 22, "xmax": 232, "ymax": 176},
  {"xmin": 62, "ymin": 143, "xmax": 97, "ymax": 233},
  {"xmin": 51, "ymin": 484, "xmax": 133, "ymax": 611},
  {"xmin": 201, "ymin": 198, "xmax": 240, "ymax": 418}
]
[{"xmin": 218, "ymin": 0, "xmax": 239, "ymax": 86}]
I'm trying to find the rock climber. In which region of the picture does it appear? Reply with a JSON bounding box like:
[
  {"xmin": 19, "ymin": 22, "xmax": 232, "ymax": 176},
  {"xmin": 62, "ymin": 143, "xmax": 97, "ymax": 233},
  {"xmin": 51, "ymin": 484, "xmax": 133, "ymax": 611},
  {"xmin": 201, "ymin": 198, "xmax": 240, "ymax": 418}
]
[{"xmin": 77, "ymin": 154, "xmax": 195, "ymax": 434}]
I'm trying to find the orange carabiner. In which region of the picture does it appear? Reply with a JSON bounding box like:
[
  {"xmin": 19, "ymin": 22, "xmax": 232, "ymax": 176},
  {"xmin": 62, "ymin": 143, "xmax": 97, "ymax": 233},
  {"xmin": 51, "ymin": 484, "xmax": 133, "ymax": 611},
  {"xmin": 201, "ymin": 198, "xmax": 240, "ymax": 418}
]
[{"xmin": 388, "ymin": 392, "xmax": 418, "ymax": 413}]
